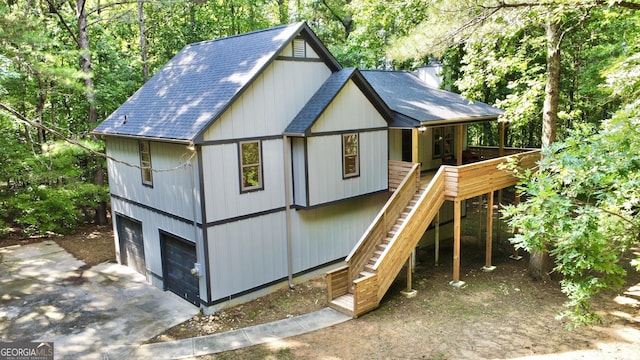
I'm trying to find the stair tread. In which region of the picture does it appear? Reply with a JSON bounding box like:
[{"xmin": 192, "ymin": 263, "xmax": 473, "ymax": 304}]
[
  {"xmin": 330, "ymin": 294, "xmax": 354, "ymax": 315},
  {"xmin": 364, "ymin": 264, "xmax": 375, "ymax": 272}
]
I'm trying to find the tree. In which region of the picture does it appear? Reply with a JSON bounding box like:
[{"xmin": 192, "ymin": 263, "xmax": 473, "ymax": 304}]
[
  {"xmin": 505, "ymin": 17, "xmax": 640, "ymax": 325},
  {"xmin": 389, "ymin": 0, "xmax": 639, "ymax": 280},
  {"xmin": 1, "ymin": 0, "xmax": 286, "ymax": 235},
  {"xmin": 503, "ymin": 100, "xmax": 640, "ymax": 325}
]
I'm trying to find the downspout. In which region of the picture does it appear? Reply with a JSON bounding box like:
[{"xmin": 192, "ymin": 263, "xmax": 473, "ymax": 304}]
[
  {"xmin": 187, "ymin": 144, "xmax": 200, "ymax": 249},
  {"xmin": 282, "ymin": 135, "xmax": 294, "ymax": 289},
  {"xmin": 188, "ymin": 144, "xmax": 204, "ymax": 298}
]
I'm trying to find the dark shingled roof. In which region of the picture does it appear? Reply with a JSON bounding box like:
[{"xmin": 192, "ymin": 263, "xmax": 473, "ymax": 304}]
[
  {"xmin": 92, "ymin": 22, "xmax": 340, "ymax": 142},
  {"xmin": 284, "ymin": 68, "xmax": 393, "ymax": 136},
  {"xmin": 361, "ymin": 70, "xmax": 503, "ymax": 127}
]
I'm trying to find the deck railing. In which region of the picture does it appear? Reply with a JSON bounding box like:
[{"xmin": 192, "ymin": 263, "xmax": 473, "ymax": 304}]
[
  {"xmin": 443, "ymin": 149, "xmax": 540, "ymax": 200},
  {"xmin": 327, "ymin": 149, "xmax": 542, "ymax": 317},
  {"xmin": 466, "ymin": 146, "xmax": 538, "ymax": 161}
]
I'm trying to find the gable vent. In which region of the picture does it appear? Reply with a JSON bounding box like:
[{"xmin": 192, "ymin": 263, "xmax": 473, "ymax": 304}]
[{"xmin": 292, "ymin": 38, "xmax": 306, "ymax": 58}]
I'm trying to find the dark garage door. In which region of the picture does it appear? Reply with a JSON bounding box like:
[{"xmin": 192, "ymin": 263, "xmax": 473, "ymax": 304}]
[
  {"xmin": 116, "ymin": 215, "xmax": 146, "ymax": 276},
  {"xmin": 162, "ymin": 233, "xmax": 199, "ymax": 305}
]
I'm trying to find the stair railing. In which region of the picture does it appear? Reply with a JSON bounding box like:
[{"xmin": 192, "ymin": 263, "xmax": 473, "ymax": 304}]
[
  {"xmin": 371, "ymin": 167, "xmax": 446, "ymax": 301},
  {"xmin": 344, "ymin": 161, "xmax": 421, "ymax": 284},
  {"xmin": 326, "ymin": 161, "xmax": 419, "ymax": 305}
]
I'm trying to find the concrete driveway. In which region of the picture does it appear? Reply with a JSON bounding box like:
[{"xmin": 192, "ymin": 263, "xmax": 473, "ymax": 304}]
[{"xmin": 0, "ymin": 240, "xmax": 199, "ymax": 359}]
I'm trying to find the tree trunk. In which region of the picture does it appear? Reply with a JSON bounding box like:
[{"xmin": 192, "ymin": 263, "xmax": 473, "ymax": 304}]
[
  {"xmin": 277, "ymin": 0, "xmax": 289, "ymax": 24},
  {"xmin": 77, "ymin": 0, "xmax": 107, "ymax": 225},
  {"xmin": 77, "ymin": 0, "xmax": 97, "ymax": 124},
  {"xmin": 542, "ymin": 20, "xmax": 560, "ymax": 148},
  {"xmin": 137, "ymin": 0, "xmax": 149, "ymax": 80},
  {"xmin": 529, "ymin": 19, "xmax": 562, "ymax": 281}
]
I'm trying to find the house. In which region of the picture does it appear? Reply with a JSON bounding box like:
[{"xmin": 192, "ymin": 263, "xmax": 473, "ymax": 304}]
[{"xmin": 92, "ymin": 22, "xmax": 539, "ymax": 315}]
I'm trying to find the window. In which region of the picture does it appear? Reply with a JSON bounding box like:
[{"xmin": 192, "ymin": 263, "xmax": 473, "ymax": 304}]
[
  {"xmin": 343, "ymin": 133, "xmax": 359, "ymax": 178},
  {"xmin": 239, "ymin": 141, "xmax": 263, "ymax": 192},
  {"xmin": 139, "ymin": 140, "xmax": 153, "ymax": 186},
  {"xmin": 433, "ymin": 126, "xmax": 453, "ymax": 159}
]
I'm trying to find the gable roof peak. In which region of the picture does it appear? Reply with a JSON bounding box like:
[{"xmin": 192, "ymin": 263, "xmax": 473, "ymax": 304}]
[{"xmin": 92, "ymin": 22, "xmax": 339, "ymax": 142}]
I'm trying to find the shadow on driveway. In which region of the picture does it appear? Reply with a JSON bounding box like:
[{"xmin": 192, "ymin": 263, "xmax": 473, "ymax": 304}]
[{"xmin": 0, "ymin": 240, "xmax": 199, "ymax": 359}]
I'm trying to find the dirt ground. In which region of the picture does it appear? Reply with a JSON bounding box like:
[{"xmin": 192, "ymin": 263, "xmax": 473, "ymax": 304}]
[
  {"xmin": 198, "ymin": 244, "xmax": 640, "ymax": 360},
  {"xmin": 0, "ymin": 225, "xmax": 116, "ymax": 267},
  {"xmin": 3, "ymin": 216, "xmax": 639, "ymax": 359}
]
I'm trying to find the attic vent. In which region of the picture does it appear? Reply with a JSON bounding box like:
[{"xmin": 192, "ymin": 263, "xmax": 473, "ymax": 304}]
[{"xmin": 292, "ymin": 38, "xmax": 306, "ymax": 58}]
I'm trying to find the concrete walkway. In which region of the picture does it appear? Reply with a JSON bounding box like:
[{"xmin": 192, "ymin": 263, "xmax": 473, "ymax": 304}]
[
  {"xmin": 122, "ymin": 307, "xmax": 351, "ymax": 359},
  {"xmin": 0, "ymin": 240, "xmax": 351, "ymax": 359}
]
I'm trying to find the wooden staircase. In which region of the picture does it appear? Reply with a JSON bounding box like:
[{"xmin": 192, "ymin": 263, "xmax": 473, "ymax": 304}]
[
  {"xmin": 327, "ymin": 150, "xmax": 541, "ymax": 317},
  {"xmin": 327, "ymin": 161, "xmax": 446, "ymax": 317}
]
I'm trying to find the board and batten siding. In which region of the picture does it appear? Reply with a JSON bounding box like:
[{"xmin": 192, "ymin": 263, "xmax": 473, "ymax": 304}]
[
  {"xmin": 200, "ymin": 139, "xmax": 285, "ymax": 223},
  {"xmin": 202, "ymin": 59, "xmax": 331, "ymax": 141},
  {"xmin": 310, "ymin": 80, "xmax": 388, "ymax": 133},
  {"xmin": 300, "ymin": 79, "xmax": 389, "ymax": 207},
  {"xmin": 306, "ymin": 131, "xmax": 387, "ymax": 206},
  {"xmin": 290, "ymin": 192, "xmax": 389, "ymax": 273},
  {"xmin": 206, "ymin": 212, "xmax": 287, "ymax": 301},
  {"xmin": 291, "ymin": 137, "xmax": 308, "ymax": 207},
  {"xmin": 388, "ymin": 128, "xmax": 403, "ymax": 161},
  {"xmin": 106, "ymin": 138, "xmax": 201, "ymax": 224}
]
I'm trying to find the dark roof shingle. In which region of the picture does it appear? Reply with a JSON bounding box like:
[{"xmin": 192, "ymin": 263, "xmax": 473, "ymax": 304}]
[
  {"xmin": 362, "ymin": 70, "xmax": 503, "ymax": 127},
  {"xmin": 93, "ymin": 22, "xmax": 337, "ymax": 142},
  {"xmin": 285, "ymin": 69, "xmax": 355, "ymax": 136}
]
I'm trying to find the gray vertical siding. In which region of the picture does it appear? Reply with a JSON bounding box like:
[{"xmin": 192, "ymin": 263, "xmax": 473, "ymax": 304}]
[
  {"xmin": 106, "ymin": 138, "xmax": 201, "ymax": 224},
  {"xmin": 291, "ymin": 137, "xmax": 308, "ymax": 207},
  {"xmin": 206, "ymin": 212, "xmax": 288, "ymax": 300},
  {"xmin": 290, "ymin": 192, "xmax": 389, "ymax": 272},
  {"xmin": 202, "ymin": 60, "xmax": 331, "ymax": 142},
  {"xmin": 106, "ymin": 138, "xmax": 207, "ymax": 301},
  {"xmin": 200, "ymin": 139, "xmax": 285, "ymax": 223},
  {"xmin": 305, "ymin": 130, "xmax": 388, "ymax": 206}
]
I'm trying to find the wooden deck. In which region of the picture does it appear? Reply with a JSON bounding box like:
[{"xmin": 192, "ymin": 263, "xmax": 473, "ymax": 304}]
[{"xmin": 327, "ymin": 149, "xmax": 541, "ymax": 318}]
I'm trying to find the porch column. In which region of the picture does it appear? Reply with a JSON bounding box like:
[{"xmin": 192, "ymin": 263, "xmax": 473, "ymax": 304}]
[
  {"xmin": 456, "ymin": 124, "xmax": 463, "ymax": 166},
  {"xmin": 412, "ymin": 128, "xmax": 419, "ymax": 163},
  {"xmin": 450, "ymin": 199, "xmax": 465, "ymax": 288},
  {"xmin": 482, "ymin": 191, "xmax": 496, "ymax": 272}
]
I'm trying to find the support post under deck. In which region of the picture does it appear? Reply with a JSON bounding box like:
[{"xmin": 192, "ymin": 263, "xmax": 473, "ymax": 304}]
[
  {"xmin": 450, "ymin": 199, "xmax": 465, "ymax": 288},
  {"xmin": 434, "ymin": 213, "xmax": 440, "ymax": 266},
  {"xmin": 510, "ymin": 194, "xmax": 523, "ymax": 260},
  {"xmin": 482, "ymin": 191, "xmax": 496, "ymax": 272},
  {"xmin": 401, "ymin": 254, "xmax": 417, "ymax": 298}
]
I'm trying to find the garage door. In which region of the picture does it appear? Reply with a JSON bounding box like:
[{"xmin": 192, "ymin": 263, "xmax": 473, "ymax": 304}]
[
  {"xmin": 116, "ymin": 215, "xmax": 146, "ymax": 276},
  {"xmin": 161, "ymin": 233, "xmax": 199, "ymax": 305}
]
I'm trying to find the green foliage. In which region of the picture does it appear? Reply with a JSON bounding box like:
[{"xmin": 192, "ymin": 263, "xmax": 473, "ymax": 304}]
[
  {"xmin": 389, "ymin": 3, "xmax": 640, "ymax": 148},
  {"xmin": 0, "ymin": 139, "xmax": 107, "ymax": 235},
  {"xmin": 9, "ymin": 185, "xmax": 82, "ymax": 235},
  {"xmin": 504, "ymin": 104, "xmax": 640, "ymax": 326},
  {"xmin": 299, "ymin": 0, "xmax": 431, "ymax": 68}
]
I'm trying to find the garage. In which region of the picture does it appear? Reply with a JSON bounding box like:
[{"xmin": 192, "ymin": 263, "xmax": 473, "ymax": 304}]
[
  {"xmin": 161, "ymin": 232, "xmax": 200, "ymax": 306},
  {"xmin": 116, "ymin": 214, "xmax": 146, "ymax": 276}
]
